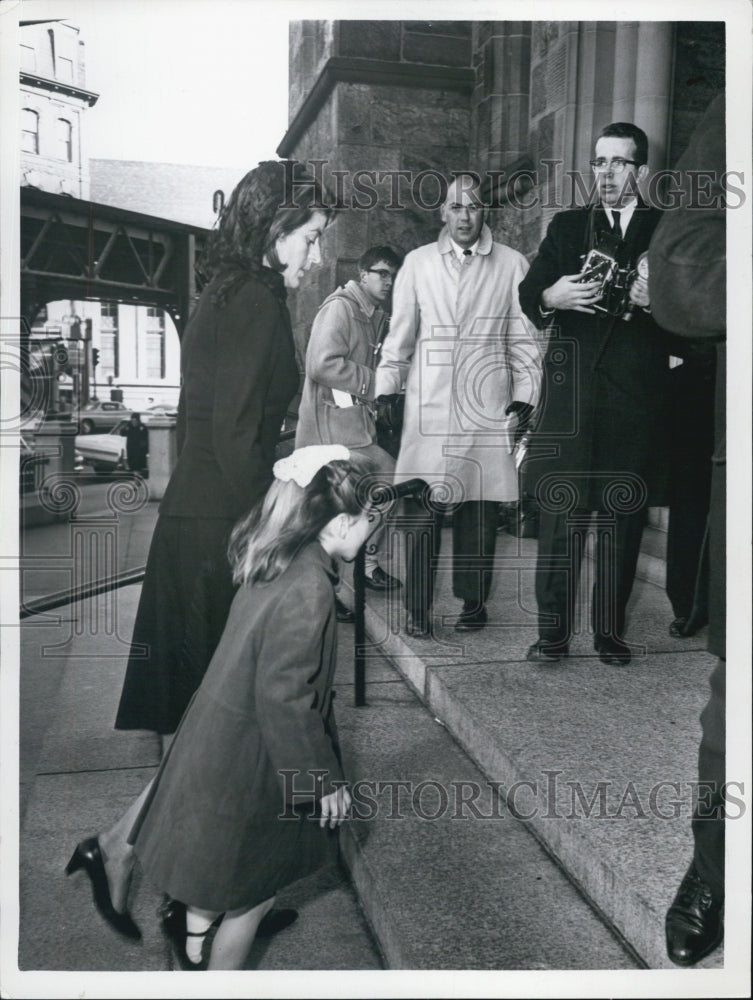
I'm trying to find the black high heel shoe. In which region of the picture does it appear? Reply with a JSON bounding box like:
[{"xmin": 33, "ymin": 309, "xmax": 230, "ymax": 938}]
[{"xmin": 65, "ymin": 837, "xmax": 141, "ymax": 941}]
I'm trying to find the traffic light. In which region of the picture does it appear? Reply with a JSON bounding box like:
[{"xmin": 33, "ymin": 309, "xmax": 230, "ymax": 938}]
[{"xmin": 92, "ymin": 347, "xmax": 100, "ymax": 367}]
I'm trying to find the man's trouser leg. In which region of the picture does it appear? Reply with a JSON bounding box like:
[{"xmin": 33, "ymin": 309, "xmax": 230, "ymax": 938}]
[
  {"xmin": 591, "ymin": 506, "xmax": 647, "ymax": 642},
  {"xmin": 404, "ymin": 492, "xmax": 444, "ymax": 618},
  {"xmin": 534, "ymin": 508, "xmax": 588, "ymax": 646},
  {"xmin": 451, "ymin": 500, "xmax": 499, "ymax": 610},
  {"xmin": 692, "ymin": 656, "xmax": 726, "ymax": 904}
]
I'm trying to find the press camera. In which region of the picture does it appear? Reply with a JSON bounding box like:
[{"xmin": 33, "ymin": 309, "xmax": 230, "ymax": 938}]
[{"xmin": 577, "ymin": 231, "xmax": 647, "ymax": 321}]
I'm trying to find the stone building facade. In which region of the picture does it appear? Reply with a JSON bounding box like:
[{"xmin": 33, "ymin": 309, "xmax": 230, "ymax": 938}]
[
  {"xmin": 279, "ymin": 19, "xmax": 725, "ymax": 349},
  {"xmin": 20, "ymin": 21, "xmax": 98, "ymax": 198}
]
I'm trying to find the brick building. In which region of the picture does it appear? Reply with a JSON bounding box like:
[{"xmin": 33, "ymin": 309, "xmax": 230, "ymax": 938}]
[{"xmin": 278, "ymin": 20, "xmax": 725, "ymax": 343}]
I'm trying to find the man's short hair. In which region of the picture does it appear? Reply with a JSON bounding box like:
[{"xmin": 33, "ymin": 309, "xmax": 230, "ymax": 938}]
[
  {"xmin": 597, "ymin": 122, "xmax": 649, "ymax": 166},
  {"xmin": 358, "ymin": 246, "xmax": 403, "ymax": 273}
]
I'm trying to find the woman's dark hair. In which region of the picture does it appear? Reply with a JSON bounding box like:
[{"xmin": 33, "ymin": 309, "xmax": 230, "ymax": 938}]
[
  {"xmin": 228, "ymin": 452, "xmax": 378, "ymax": 586},
  {"xmin": 198, "ymin": 160, "xmax": 334, "ymax": 308}
]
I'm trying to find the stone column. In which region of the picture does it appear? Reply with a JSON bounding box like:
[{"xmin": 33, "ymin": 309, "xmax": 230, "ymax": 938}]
[
  {"xmin": 612, "ymin": 22, "xmax": 639, "ymax": 123},
  {"xmin": 633, "ymin": 22, "xmax": 674, "ymax": 170}
]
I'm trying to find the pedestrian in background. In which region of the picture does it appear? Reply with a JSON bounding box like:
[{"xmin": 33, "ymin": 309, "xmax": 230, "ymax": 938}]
[
  {"xmin": 296, "ymin": 244, "xmax": 403, "ymax": 620},
  {"xmin": 66, "ymin": 160, "xmax": 333, "ymax": 942},
  {"xmin": 121, "ymin": 412, "xmax": 149, "ymax": 476},
  {"xmin": 376, "ymin": 173, "xmax": 541, "ymax": 637}
]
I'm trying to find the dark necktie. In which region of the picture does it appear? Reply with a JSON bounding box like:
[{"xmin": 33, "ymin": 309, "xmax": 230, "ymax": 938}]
[{"xmin": 611, "ymin": 210, "xmax": 622, "ymax": 237}]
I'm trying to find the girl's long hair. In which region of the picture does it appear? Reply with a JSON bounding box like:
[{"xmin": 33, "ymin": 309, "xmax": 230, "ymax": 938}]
[
  {"xmin": 228, "ymin": 453, "xmax": 378, "ymax": 586},
  {"xmin": 198, "ymin": 159, "xmax": 334, "ymax": 308}
]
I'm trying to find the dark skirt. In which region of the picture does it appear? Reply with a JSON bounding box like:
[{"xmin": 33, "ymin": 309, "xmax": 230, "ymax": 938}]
[{"xmin": 115, "ymin": 514, "xmax": 237, "ymax": 734}]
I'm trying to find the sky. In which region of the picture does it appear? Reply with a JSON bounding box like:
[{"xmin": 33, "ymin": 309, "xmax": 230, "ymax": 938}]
[{"xmin": 17, "ymin": 0, "xmax": 291, "ymax": 169}]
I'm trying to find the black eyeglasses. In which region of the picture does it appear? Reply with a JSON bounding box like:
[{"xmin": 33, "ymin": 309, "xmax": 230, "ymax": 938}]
[
  {"xmin": 367, "ymin": 269, "xmax": 395, "ymax": 280},
  {"xmin": 589, "ymin": 157, "xmax": 640, "ymax": 174}
]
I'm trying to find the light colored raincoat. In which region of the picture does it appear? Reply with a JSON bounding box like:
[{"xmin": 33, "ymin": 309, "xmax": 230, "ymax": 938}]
[{"xmin": 375, "ymin": 224, "xmax": 542, "ymax": 502}]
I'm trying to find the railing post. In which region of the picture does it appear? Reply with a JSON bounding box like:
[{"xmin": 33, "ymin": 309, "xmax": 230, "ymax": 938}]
[{"xmin": 353, "ymin": 543, "xmax": 366, "ymax": 707}]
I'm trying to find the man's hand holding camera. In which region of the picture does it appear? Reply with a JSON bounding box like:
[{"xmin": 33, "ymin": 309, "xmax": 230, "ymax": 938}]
[
  {"xmin": 627, "ymin": 272, "xmax": 650, "ymax": 309},
  {"xmin": 541, "ymin": 274, "xmax": 603, "ymax": 315}
]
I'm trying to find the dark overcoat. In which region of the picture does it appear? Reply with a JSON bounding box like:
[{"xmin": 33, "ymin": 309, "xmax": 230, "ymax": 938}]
[
  {"xmin": 164, "ymin": 276, "xmax": 299, "ymax": 521},
  {"xmin": 115, "ymin": 276, "xmax": 299, "ymax": 734},
  {"xmin": 132, "ymin": 542, "xmax": 344, "ymax": 912},
  {"xmin": 648, "ymin": 94, "xmax": 726, "ymax": 659},
  {"xmin": 518, "ymin": 203, "xmax": 672, "ymax": 511}
]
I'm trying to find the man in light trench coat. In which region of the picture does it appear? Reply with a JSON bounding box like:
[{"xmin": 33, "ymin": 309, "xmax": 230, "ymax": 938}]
[{"xmin": 375, "ymin": 174, "xmax": 542, "ymax": 636}]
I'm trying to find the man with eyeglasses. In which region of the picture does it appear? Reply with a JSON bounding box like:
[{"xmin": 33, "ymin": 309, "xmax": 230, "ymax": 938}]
[
  {"xmin": 519, "ymin": 122, "xmax": 671, "ymax": 666},
  {"xmin": 375, "ymin": 174, "xmax": 542, "ymax": 637},
  {"xmin": 296, "ymin": 245, "xmax": 404, "ymax": 612}
]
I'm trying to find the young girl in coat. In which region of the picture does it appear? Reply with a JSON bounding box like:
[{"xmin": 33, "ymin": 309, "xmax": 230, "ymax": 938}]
[{"xmin": 128, "ymin": 445, "xmax": 377, "ymax": 970}]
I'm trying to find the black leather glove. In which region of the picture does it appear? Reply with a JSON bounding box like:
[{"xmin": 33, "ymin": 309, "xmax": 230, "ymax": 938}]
[
  {"xmin": 375, "ymin": 393, "xmax": 405, "ymax": 431},
  {"xmin": 505, "ymin": 401, "xmax": 534, "ymax": 444}
]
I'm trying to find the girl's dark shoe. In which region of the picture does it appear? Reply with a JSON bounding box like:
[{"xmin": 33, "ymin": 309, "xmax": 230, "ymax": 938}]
[
  {"xmin": 65, "ymin": 837, "xmax": 141, "ymax": 941},
  {"xmin": 159, "ymin": 898, "xmax": 213, "ymax": 971}
]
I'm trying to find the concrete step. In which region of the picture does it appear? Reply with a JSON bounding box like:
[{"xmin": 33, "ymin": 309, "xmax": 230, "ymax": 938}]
[
  {"xmin": 331, "ymin": 624, "xmax": 639, "ymax": 971},
  {"xmin": 583, "ymin": 523, "xmax": 668, "ymax": 588},
  {"xmin": 340, "ymin": 528, "xmax": 724, "ymax": 971}
]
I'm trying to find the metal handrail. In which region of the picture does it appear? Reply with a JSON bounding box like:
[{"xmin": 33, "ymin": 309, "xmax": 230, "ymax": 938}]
[{"xmin": 20, "ymin": 565, "xmax": 146, "ymax": 619}]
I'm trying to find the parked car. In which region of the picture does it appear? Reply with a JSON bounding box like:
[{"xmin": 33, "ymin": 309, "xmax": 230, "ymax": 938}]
[
  {"xmin": 75, "ymin": 417, "xmax": 153, "ymax": 473},
  {"xmin": 146, "ymin": 403, "xmax": 179, "ymax": 418},
  {"xmin": 77, "ymin": 400, "xmax": 130, "ymax": 434}
]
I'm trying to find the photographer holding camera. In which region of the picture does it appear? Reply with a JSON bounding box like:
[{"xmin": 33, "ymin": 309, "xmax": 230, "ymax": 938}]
[{"xmin": 519, "ymin": 122, "xmax": 671, "ymax": 666}]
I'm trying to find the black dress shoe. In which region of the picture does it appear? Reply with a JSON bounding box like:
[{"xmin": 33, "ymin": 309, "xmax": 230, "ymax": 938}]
[
  {"xmin": 666, "ymin": 862, "xmax": 723, "ymax": 966},
  {"xmin": 335, "ymin": 596, "xmax": 356, "ymax": 624},
  {"xmin": 526, "ymin": 639, "xmax": 569, "ymax": 662},
  {"xmin": 363, "ymin": 566, "xmax": 403, "ymax": 590},
  {"xmin": 406, "ymin": 612, "xmax": 431, "ymax": 638},
  {"xmin": 454, "ymin": 603, "xmax": 488, "ymax": 632},
  {"xmin": 670, "ymin": 615, "xmax": 706, "ymax": 638},
  {"xmin": 669, "ymin": 617, "xmax": 690, "ymax": 638},
  {"xmin": 66, "ymin": 837, "xmax": 141, "ymax": 941},
  {"xmin": 594, "ymin": 636, "xmax": 631, "ymax": 665}
]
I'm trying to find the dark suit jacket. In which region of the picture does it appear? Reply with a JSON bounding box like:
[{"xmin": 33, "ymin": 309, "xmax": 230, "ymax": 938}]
[
  {"xmin": 518, "ymin": 201, "xmax": 672, "ymax": 509},
  {"xmin": 161, "ymin": 277, "xmax": 298, "ymax": 520}
]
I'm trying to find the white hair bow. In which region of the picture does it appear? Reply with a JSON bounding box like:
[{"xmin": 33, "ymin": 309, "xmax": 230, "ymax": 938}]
[{"xmin": 272, "ymin": 444, "xmax": 350, "ymax": 488}]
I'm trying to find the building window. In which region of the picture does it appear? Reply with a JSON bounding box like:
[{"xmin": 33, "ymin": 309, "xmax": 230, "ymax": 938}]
[
  {"xmin": 21, "ymin": 109, "xmax": 39, "ymax": 155},
  {"xmin": 145, "ymin": 307, "xmax": 166, "ymax": 380},
  {"xmin": 56, "ymin": 55, "xmax": 74, "ymax": 82},
  {"xmin": 20, "ymin": 44, "xmax": 36, "ymax": 72},
  {"xmin": 99, "ymin": 302, "xmax": 119, "ymax": 379},
  {"xmin": 56, "ymin": 118, "xmax": 73, "ymax": 161}
]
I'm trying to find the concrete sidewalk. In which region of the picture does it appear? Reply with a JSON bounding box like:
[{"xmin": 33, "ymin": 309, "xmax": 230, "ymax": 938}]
[{"xmin": 12, "ymin": 511, "xmax": 736, "ymax": 991}]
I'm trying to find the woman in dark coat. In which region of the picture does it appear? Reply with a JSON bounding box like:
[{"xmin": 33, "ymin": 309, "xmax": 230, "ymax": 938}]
[
  {"xmin": 66, "ymin": 161, "xmax": 333, "ymax": 938},
  {"xmin": 131, "ymin": 448, "xmax": 374, "ymax": 969}
]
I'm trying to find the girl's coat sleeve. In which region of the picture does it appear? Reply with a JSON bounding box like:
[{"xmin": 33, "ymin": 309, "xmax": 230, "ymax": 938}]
[{"xmin": 254, "ymin": 573, "xmax": 344, "ymax": 803}]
